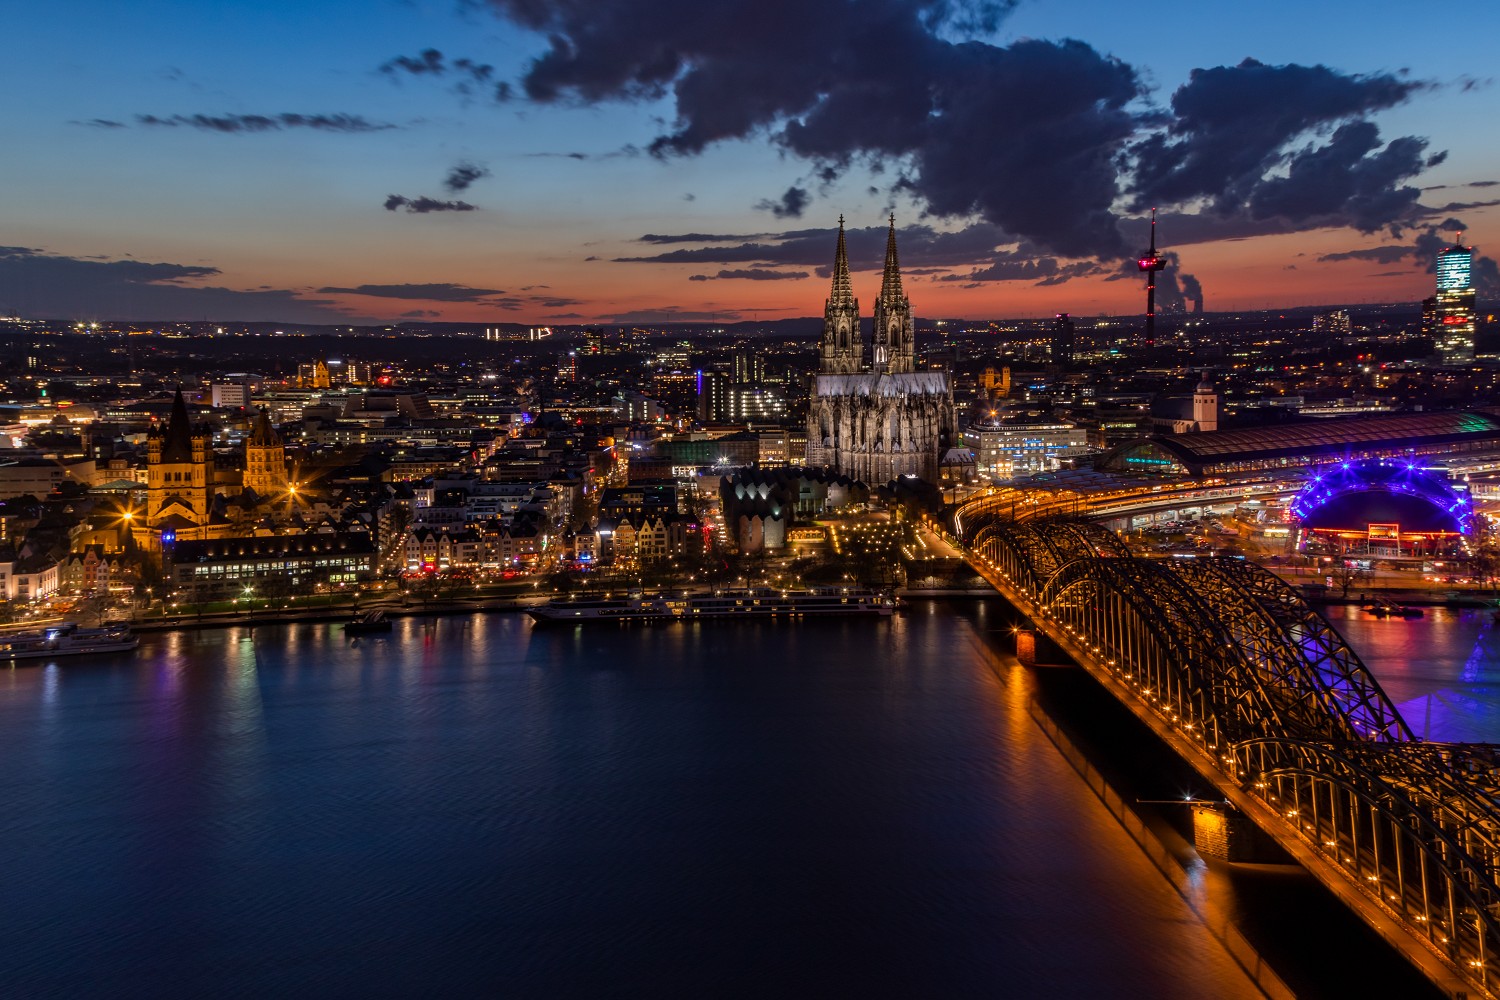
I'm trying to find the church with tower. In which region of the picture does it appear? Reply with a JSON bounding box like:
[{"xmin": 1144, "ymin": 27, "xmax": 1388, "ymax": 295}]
[
  {"xmin": 145, "ymin": 388, "xmax": 220, "ymax": 542},
  {"xmin": 805, "ymin": 217, "xmax": 957, "ymax": 484}
]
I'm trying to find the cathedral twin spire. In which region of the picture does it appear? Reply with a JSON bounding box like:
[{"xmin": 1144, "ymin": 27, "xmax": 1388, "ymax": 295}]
[
  {"xmin": 820, "ymin": 215, "xmax": 863, "ymax": 374},
  {"xmin": 820, "ymin": 215, "xmax": 914, "ymax": 375}
]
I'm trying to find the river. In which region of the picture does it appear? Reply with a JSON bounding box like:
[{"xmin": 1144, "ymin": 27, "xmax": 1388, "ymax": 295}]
[{"xmin": 0, "ymin": 601, "xmax": 1468, "ymax": 998}]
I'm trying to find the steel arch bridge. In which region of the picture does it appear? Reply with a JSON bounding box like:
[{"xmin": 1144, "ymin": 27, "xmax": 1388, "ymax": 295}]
[{"xmin": 959, "ymin": 512, "xmax": 1500, "ymax": 997}]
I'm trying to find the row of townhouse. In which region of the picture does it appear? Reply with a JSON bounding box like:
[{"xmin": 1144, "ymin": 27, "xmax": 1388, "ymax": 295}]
[
  {"xmin": 404, "ymin": 517, "xmax": 550, "ymax": 573},
  {"xmin": 593, "ymin": 514, "xmax": 710, "ymax": 566}
]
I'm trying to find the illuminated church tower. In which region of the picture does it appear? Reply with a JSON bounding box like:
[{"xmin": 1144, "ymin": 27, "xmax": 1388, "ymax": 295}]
[
  {"xmin": 817, "ymin": 216, "xmax": 863, "ymax": 375},
  {"xmin": 146, "ymin": 389, "xmax": 216, "ymax": 539},
  {"xmin": 243, "ymin": 406, "xmax": 287, "ymax": 498},
  {"xmin": 872, "ymin": 215, "xmax": 915, "ymax": 375}
]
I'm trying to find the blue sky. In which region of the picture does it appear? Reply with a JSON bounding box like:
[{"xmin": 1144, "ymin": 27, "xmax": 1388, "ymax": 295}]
[{"xmin": 2, "ymin": 0, "xmax": 1497, "ymax": 324}]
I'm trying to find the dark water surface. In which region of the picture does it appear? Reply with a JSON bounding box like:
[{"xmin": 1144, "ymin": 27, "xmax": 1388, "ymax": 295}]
[
  {"xmin": 0, "ymin": 603, "xmax": 1262, "ymax": 999},
  {"xmin": 1328, "ymin": 604, "xmax": 1500, "ymax": 742}
]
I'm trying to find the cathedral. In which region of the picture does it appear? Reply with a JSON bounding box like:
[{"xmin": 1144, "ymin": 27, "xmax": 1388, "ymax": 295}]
[{"xmin": 805, "ymin": 217, "xmax": 957, "ymax": 484}]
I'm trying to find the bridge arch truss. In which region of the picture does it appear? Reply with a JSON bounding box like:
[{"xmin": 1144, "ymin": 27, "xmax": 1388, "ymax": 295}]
[{"xmin": 965, "ymin": 516, "xmax": 1500, "ymax": 995}]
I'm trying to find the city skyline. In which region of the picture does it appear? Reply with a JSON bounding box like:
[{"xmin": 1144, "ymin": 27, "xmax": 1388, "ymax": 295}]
[{"xmin": 4, "ymin": 0, "xmax": 1500, "ymax": 325}]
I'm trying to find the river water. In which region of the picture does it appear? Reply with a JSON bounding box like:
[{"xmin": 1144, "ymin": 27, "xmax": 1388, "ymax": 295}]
[{"xmin": 0, "ymin": 601, "xmax": 1471, "ymax": 998}]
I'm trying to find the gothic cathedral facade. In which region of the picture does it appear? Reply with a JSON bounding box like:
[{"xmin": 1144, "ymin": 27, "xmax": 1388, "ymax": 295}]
[{"xmin": 805, "ymin": 218, "xmax": 957, "ymax": 484}]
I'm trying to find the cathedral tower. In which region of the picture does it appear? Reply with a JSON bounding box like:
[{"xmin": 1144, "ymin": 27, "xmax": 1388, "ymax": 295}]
[
  {"xmin": 872, "ymin": 215, "xmax": 915, "ymax": 374},
  {"xmin": 818, "ymin": 216, "xmax": 863, "ymax": 375},
  {"xmin": 244, "ymin": 406, "xmax": 287, "ymax": 497}
]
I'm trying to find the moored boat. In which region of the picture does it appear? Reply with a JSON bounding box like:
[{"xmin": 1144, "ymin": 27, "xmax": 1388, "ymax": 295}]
[
  {"xmin": 1362, "ymin": 599, "xmax": 1424, "ymax": 619},
  {"xmin": 344, "ymin": 610, "xmax": 394, "ymax": 634},
  {"xmin": 0, "ymin": 622, "xmax": 139, "ymax": 663}
]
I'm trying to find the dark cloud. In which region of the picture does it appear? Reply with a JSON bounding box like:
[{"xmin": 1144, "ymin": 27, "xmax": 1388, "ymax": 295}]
[
  {"xmin": 383, "ymin": 194, "xmax": 478, "ymax": 214},
  {"xmin": 1316, "ymin": 224, "xmax": 1500, "ymax": 297},
  {"xmin": 480, "ymin": 2, "xmax": 1433, "ymax": 260},
  {"xmin": 381, "ymin": 48, "xmax": 499, "ymax": 98},
  {"xmin": 1318, "ymin": 246, "xmax": 1414, "ymax": 264},
  {"xmin": 0, "ymin": 246, "xmax": 360, "ymax": 323},
  {"xmin": 689, "ymin": 269, "xmax": 810, "ymax": 281},
  {"xmin": 400, "ymin": 309, "xmax": 442, "ymax": 318},
  {"xmin": 135, "ymin": 112, "xmax": 396, "ymax": 133},
  {"xmin": 755, "ymin": 186, "xmax": 810, "ymax": 219},
  {"xmin": 443, "ymin": 162, "xmax": 491, "ymax": 192},
  {"xmin": 1130, "ymin": 59, "xmax": 1429, "ymax": 233},
  {"xmin": 1430, "ymin": 198, "xmax": 1500, "ymax": 213},
  {"xmin": 638, "ymin": 233, "xmax": 763, "ymax": 244},
  {"xmin": 383, "ymin": 49, "xmax": 446, "ymax": 76},
  {"xmin": 619, "ymin": 221, "xmax": 1012, "ymax": 272},
  {"xmin": 72, "ymin": 118, "xmax": 125, "ymax": 128},
  {"xmin": 317, "ymin": 283, "xmax": 506, "ymax": 302}
]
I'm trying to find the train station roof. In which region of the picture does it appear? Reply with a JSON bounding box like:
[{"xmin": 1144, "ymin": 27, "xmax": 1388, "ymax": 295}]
[{"xmin": 1109, "ymin": 410, "xmax": 1500, "ymax": 475}]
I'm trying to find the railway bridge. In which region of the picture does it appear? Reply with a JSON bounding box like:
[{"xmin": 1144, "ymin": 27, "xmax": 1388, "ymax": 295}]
[{"xmin": 952, "ymin": 497, "xmax": 1500, "ymax": 999}]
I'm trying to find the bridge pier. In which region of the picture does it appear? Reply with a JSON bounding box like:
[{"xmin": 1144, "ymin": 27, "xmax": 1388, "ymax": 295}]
[
  {"xmin": 1014, "ymin": 628, "xmax": 1071, "ymax": 668},
  {"xmin": 1191, "ymin": 803, "xmax": 1283, "ymax": 863}
]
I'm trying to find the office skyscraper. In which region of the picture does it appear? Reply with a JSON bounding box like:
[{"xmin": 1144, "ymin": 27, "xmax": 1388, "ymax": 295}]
[
  {"xmin": 1434, "ymin": 236, "xmax": 1477, "ymax": 364},
  {"xmin": 1051, "ymin": 313, "xmax": 1075, "ymax": 367}
]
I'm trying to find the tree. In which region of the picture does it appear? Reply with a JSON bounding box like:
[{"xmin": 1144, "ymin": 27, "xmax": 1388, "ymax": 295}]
[
  {"xmin": 1468, "ymin": 516, "xmax": 1500, "ymax": 594},
  {"xmin": 1329, "ymin": 559, "xmax": 1371, "ymax": 599}
]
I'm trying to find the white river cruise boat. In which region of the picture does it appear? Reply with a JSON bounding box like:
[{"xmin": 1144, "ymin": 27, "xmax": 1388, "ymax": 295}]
[
  {"xmin": 528, "ymin": 588, "xmax": 897, "ymax": 623},
  {"xmin": 0, "ymin": 623, "xmax": 140, "ymax": 663}
]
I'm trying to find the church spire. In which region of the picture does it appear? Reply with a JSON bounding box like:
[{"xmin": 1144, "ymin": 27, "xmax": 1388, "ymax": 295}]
[
  {"xmin": 879, "ymin": 213, "xmax": 903, "ymax": 303},
  {"xmin": 872, "ymin": 215, "xmax": 915, "ymax": 374},
  {"xmin": 829, "ymin": 214, "xmax": 855, "ymax": 308},
  {"xmin": 160, "ymin": 387, "xmax": 195, "ymax": 463},
  {"xmin": 819, "ymin": 215, "xmax": 862, "ymax": 374}
]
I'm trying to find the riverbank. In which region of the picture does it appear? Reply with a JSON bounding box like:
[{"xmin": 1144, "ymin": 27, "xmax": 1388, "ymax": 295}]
[{"xmin": 124, "ymin": 597, "xmax": 539, "ymax": 633}]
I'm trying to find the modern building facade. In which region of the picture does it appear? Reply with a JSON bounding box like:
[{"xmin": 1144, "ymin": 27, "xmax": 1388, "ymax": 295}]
[
  {"xmin": 962, "ymin": 416, "xmax": 1090, "ymax": 479},
  {"xmin": 1433, "ymin": 238, "xmax": 1478, "ymax": 364}
]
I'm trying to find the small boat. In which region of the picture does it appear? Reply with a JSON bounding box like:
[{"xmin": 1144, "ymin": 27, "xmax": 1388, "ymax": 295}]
[
  {"xmin": 1362, "ymin": 599, "xmax": 1424, "ymax": 619},
  {"xmin": 344, "ymin": 610, "xmax": 393, "ymax": 634},
  {"xmin": 0, "ymin": 622, "xmax": 139, "ymax": 663}
]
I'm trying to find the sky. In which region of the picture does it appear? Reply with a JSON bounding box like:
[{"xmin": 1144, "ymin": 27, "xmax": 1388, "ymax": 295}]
[{"xmin": 2, "ymin": 0, "xmax": 1499, "ymax": 326}]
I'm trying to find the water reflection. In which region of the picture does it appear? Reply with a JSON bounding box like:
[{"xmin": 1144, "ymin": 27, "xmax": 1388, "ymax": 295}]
[
  {"xmin": 0, "ymin": 607, "xmax": 1265, "ymax": 998},
  {"xmin": 1329, "ymin": 605, "xmax": 1500, "ymax": 741}
]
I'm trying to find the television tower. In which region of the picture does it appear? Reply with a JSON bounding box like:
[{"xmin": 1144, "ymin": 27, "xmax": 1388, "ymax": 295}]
[{"xmin": 1137, "ymin": 208, "xmax": 1167, "ymax": 349}]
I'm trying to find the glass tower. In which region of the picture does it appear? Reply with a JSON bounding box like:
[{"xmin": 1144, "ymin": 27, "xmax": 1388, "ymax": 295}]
[
  {"xmin": 1434, "ymin": 238, "xmax": 1477, "ymax": 364},
  {"xmin": 1437, "ymin": 243, "xmax": 1473, "ymax": 291}
]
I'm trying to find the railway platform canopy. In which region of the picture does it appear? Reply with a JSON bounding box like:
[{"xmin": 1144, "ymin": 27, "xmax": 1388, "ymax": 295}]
[{"xmin": 1102, "ymin": 410, "xmax": 1500, "ymax": 478}]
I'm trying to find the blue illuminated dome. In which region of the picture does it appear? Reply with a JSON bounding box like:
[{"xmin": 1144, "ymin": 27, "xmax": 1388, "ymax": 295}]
[{"xmin": 1291, "ymin": 461, "xmax": 1471, "ymax": 536}]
